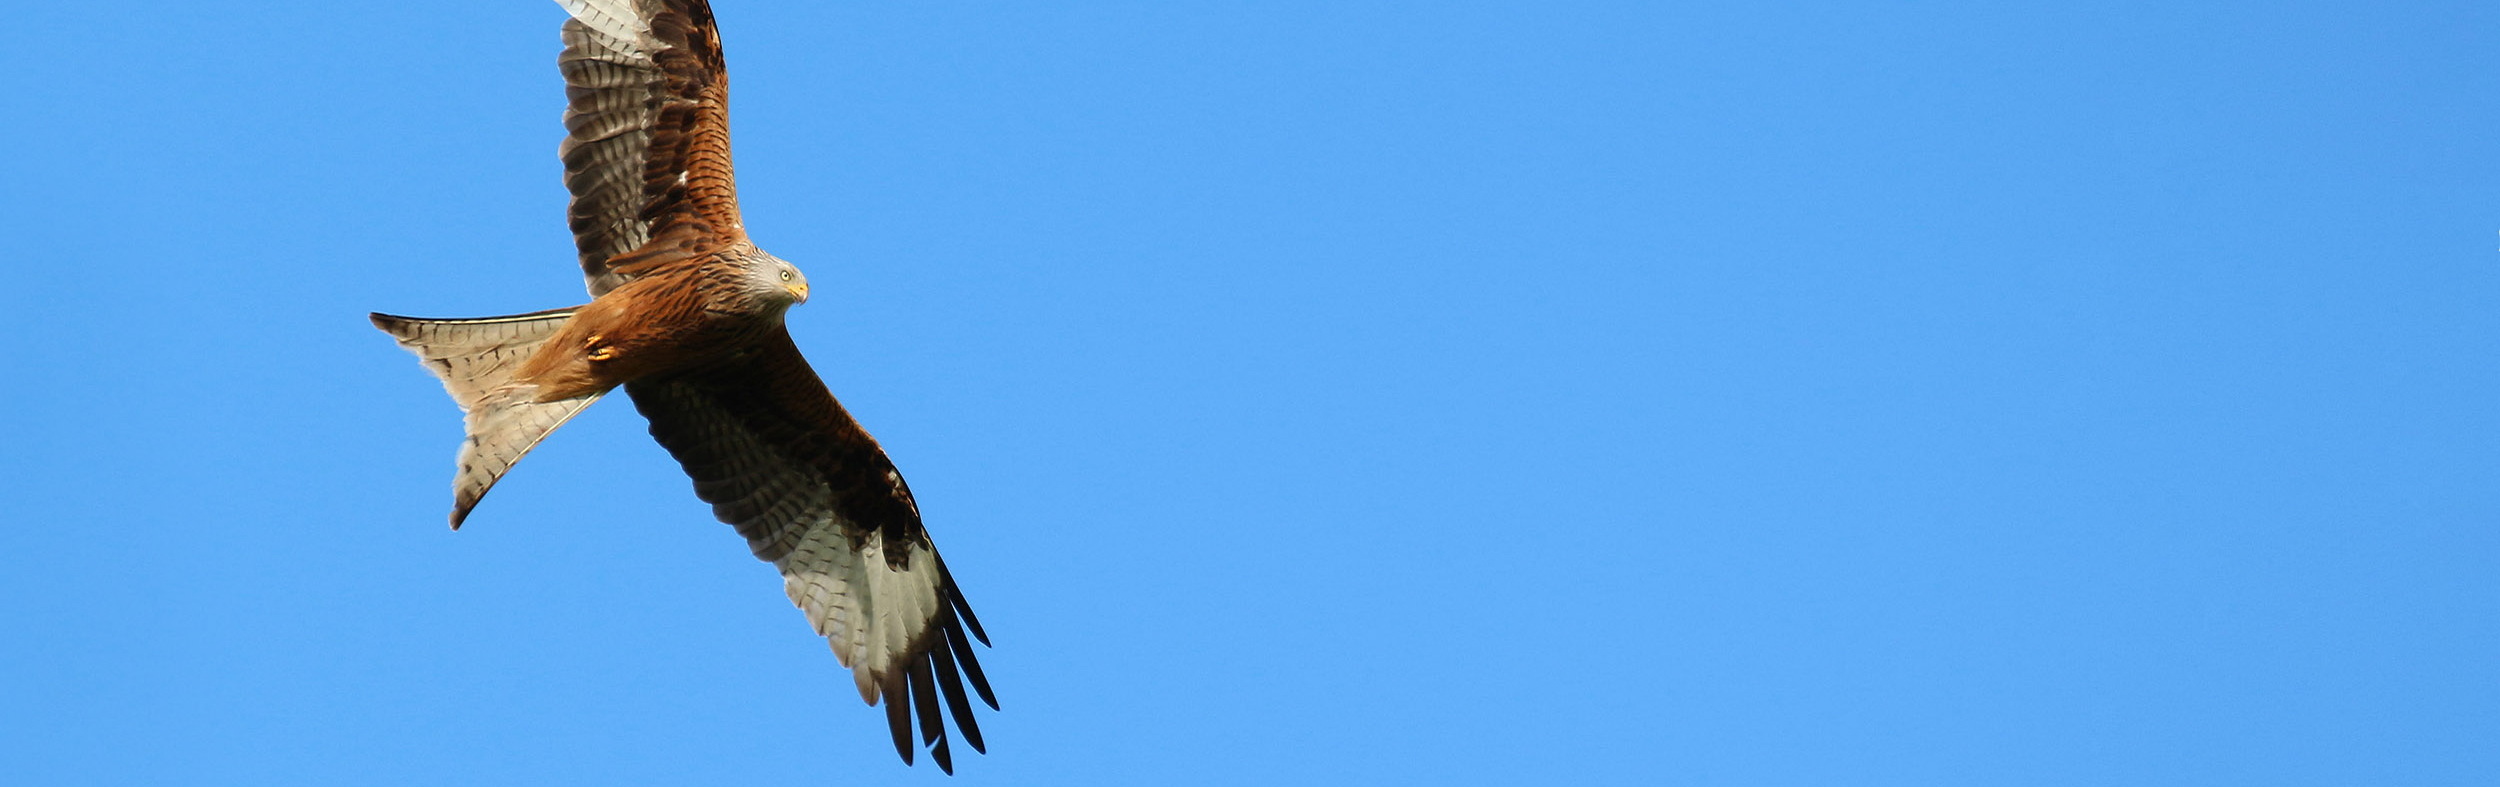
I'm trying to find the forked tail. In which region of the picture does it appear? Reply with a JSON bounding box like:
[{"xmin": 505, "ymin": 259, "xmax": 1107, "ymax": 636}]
[{"xmin": 370, "ymin": 307, "xmax": 603, "ymax": 528}]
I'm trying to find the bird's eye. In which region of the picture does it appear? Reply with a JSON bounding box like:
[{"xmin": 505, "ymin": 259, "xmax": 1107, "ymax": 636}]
[{"xmin": 779, "ymin": 269, "xmax": 793, "ymax": 282}]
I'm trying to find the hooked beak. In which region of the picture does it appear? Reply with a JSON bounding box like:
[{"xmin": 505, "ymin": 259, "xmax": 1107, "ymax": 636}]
[{"xmin": 787, "ymin": 282, "xmax": 810, "ymax": 303}]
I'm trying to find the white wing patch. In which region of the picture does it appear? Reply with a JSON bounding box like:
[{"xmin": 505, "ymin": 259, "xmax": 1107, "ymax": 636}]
[{"xmin": 779, "ymin": 524, "xmax": 944, "ymax": 704}]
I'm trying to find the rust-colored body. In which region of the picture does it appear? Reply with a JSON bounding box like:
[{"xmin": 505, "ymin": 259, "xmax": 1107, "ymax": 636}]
[{"xmin": 516, "ymin": 248, "xmax": 784, "ymax": 401}]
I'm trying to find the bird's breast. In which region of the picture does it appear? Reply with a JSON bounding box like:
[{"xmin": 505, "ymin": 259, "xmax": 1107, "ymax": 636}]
[{"xmin": 517, "ymin": 278, "xmax": 780, "ymax": 400}]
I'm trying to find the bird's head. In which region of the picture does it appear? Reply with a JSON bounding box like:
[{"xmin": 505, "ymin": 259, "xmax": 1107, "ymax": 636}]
[{"xmin": 742, "ymin": 251, "xmax": 811, "ymax": 310}]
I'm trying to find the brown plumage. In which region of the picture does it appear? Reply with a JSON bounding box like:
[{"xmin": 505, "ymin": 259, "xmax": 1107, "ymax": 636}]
[{"xmin": 370, "ymin": 0, "xmax": 994, "ymax": 773}]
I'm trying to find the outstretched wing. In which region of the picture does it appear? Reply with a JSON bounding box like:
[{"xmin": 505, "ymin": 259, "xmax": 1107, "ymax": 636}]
[
  {"xmin": 626, "ymin": 330, "xmax": 996, "ymax": 773},
  {"xmin": 556, "ymin": 0, "xmax": 748, "ymax": 296}
]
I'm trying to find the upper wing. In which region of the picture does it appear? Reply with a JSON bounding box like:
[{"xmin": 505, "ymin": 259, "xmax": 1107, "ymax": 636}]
[
  {"xmin": 556, "ymin": 0, "xmax": 748, "ymax": 296},
  {"xmin": 624, "ymin": 330, "xmax": 996, "ymax": 773}
]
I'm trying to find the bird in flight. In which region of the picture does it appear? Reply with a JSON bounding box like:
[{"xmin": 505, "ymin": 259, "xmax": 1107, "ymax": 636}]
[{"xmin": 369, "ymin": 0, "xmax": 995, "ymax": 772}]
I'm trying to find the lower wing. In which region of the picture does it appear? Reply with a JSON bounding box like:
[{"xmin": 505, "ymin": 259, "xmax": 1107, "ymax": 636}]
[{"xmin": 623, "ymin": 329, "xmax": 994, "ymax": 772}]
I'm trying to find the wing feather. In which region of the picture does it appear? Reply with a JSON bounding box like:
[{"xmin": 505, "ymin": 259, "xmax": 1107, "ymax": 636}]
[
  {"xmin": 624, "ymin": 330, "xmax": 993, "ymax": 772},
  {"xmin": 556, "ymin": 0, "xmax": 746, "ymax": 296}
]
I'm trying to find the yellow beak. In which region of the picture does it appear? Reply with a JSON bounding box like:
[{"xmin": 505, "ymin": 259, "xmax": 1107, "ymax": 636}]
[{"xmin": 788, "ymin": 282, "xmax": 810, "ymax": 303}]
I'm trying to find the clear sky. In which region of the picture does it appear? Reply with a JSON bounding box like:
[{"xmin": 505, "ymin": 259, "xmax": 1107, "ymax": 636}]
[{"xmin": 4, "ymin": 1, "xmax": 2496, "ymax": 784}]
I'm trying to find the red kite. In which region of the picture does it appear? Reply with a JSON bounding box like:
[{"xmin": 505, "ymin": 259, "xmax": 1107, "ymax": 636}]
[{"xmin": 370, "ymin": 0, "xmax": 994, "ymax": 772}]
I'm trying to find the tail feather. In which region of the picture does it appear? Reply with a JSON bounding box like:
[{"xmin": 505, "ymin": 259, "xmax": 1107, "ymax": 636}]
[
  {"xmin": 448, "ymin": 386, "xmax": 602, "ymax": 527},
  {"xmin": 371, "ymin": 308, "xmax": 601, "ymax": 528}
]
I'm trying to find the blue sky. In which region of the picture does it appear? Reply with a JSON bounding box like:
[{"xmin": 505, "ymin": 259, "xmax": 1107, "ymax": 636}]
[{"xmin": 5, "ymin": 1, "xmax": 2496, "ymax": 783}]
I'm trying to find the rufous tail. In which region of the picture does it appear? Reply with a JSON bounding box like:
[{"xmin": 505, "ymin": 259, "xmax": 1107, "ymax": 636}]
[{"xmin": 370, "ymin": 307, "xmax": 602, "ymax": 528}]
